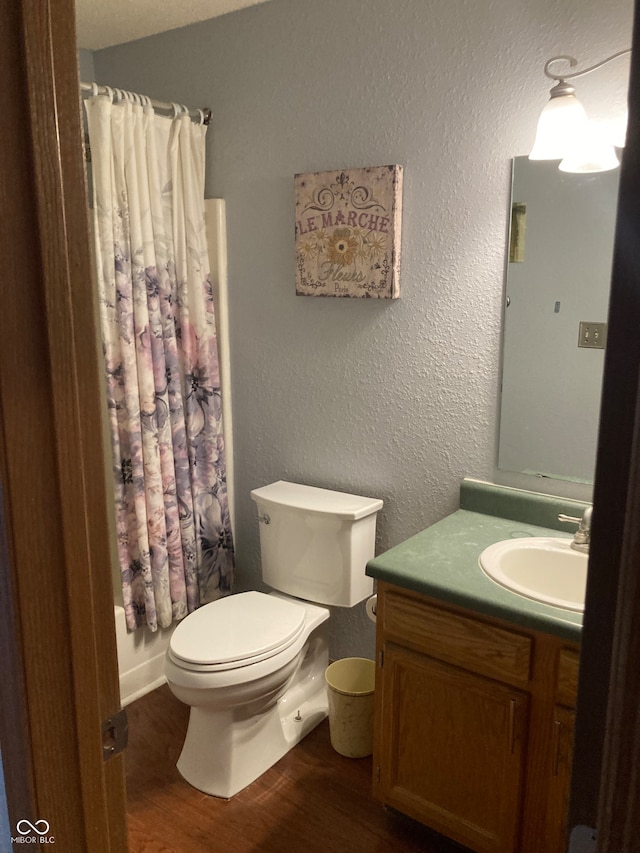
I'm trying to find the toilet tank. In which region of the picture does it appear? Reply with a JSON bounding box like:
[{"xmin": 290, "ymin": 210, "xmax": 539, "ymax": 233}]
[{"xmin": 250, "ymin": 481, "xmax": 383, "ymax": 607}]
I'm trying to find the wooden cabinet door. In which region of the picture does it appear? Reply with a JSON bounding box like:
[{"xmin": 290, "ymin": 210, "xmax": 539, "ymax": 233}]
[
  {"xmin": 544, "ymin": 706, "xmax": 576, "ymax": 851},
  {"xmin": 377, "ymin": 644, "xmax": 529, "ymax": 853}
]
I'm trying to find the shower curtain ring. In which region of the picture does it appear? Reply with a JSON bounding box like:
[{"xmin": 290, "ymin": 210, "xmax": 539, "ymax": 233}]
[
  {"xmin": 197, "ymin": 109, "xmax": 205, "ymax": 125},
  {"xmin": 90, "ymin": 82, "xmax": 99, "ymax": 97}
]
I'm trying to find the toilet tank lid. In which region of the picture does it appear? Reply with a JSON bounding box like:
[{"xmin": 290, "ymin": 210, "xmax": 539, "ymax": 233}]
[{"xmin": 250, "ymin": 481, "xmax": 383, "ymax": 520}]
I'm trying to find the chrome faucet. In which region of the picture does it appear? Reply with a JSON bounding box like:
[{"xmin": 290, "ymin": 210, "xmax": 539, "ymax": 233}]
[{"xmin": 558, "ymin": 506, "xmax": 592, "ymax": 553}]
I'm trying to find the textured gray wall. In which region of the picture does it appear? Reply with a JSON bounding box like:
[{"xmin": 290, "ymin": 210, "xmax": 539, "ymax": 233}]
[
  {"xmin": 92, "ymin": 0, "xmax": 632, "ymax": 659},
  {"xmin": 77, "ymin": 47, "xmax": 95, "ymax": 82}
]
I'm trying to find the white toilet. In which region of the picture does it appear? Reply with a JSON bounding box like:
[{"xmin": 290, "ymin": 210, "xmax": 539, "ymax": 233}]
[{"xmin": 164, "ymin": 480, "xmax": 383, "ymax": 798}]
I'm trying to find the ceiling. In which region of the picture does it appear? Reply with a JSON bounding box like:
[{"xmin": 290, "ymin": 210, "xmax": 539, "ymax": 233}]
[{"xmin": 75, "ymin": 0, "xmax": 272, "ymax": 50}]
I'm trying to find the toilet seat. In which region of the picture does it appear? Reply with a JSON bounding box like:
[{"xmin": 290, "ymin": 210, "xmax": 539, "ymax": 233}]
[{"xmin": 168, "ymin": 591, "xmax": 307, "ymax": 672}]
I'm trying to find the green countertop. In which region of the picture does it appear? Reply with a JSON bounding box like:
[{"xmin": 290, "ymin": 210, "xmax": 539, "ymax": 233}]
[{"xmin": 366, "ymin": 480, "xmax": 586, "ymax": 643}]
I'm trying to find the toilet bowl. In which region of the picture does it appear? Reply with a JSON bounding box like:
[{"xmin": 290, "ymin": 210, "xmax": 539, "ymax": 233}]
[
  {"xmin": 165, "ymin": 481, "xmax": 383, "ymax": 798},
  {"xmin": 166, "ymin": 591, "xmax": 330, "ymax": 798}
]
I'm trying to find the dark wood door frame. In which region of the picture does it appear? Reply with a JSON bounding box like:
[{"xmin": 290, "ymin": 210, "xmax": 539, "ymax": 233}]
[
  {"xmin": 0, "ymin": 1, "xmax": 127, "ymax": 849},
  {"xmin": 568, "ymin": 1, "xmax": 640, "ymax": 847}
]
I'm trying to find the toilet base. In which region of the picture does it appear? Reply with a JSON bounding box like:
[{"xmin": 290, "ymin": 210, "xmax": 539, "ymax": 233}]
[{"xmin": 176, "ymin": 628, "xmax": 329, "ymax": 798}]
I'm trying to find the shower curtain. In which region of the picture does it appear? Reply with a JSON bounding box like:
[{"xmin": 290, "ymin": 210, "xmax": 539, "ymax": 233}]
[{"xmin": 85, "ymin": 93, "xmax": 234, "ymax": 632}]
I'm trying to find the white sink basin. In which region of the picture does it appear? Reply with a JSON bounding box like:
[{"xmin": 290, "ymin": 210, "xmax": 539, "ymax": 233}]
[{"xmin": 479, "ymin": 537, "xmax": 587, "ymax": 612}]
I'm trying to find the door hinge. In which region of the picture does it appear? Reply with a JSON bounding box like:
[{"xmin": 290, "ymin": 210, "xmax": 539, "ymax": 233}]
[
  {"xmin": 378, "ymin": 649, "xmax": 384, "ymax": 668},
  {"xmin": 102, "ymin": 708, "xmax": 128, "ymax": 760},
  {"xmin": 568, "ymin": 826, "xmax": 596, "ymax": 853},
  {"xmin": 375, "ymin": 765, "xmax": 381, "ymax": 783}
]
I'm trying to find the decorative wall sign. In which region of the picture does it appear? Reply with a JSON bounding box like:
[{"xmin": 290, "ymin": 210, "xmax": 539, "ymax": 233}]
[{"xmin": 295, "ymin": 165, "xmax": 403, "ymax": 298}]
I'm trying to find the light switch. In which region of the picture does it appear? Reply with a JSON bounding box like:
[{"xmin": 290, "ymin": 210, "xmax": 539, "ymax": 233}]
[{"xmin": 578, "ymin": 322, "xmax": 607, "ymax": 350}]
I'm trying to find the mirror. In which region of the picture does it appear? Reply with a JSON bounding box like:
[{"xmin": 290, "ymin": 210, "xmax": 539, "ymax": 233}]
[{"xmin": 498, "ymin": 157, "xmax": 620, "ymax": 484}]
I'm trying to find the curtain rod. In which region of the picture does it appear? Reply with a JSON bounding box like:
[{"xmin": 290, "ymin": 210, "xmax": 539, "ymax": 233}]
[{"xmin": 80, "ymin": 81, "xmax": 212, "ymax": 126}]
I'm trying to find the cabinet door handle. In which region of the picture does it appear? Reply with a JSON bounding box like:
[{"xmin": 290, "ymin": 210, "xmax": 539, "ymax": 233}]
[{"xmin": 508, "ymin": 698, "xmax": 517, "ymax": 754}]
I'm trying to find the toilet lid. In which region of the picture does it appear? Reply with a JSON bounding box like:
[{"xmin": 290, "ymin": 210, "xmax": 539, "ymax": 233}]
[{"xmin": 169, "ymin": 591, "xmax": 307, "ymax": 668}]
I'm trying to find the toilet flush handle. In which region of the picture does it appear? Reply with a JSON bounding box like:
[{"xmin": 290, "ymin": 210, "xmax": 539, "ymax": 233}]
[{"xmin": 258, "ymin": 513, "xmax": 271, "ymax": 525}]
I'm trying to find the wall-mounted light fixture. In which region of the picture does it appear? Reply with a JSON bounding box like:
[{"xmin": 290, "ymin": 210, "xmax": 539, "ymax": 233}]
[{"xmin": 529, "ymin": 50, "xmax": 630, "ymax": 173}]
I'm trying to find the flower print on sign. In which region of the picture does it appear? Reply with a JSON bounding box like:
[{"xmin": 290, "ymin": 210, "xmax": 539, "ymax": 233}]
[{"xmin": 327, "ymin": 229, "xmax": 358, "ymax": 266}]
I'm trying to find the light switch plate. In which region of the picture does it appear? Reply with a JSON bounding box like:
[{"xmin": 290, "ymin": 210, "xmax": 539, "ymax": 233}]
[{"xmin": 578, "ymin": 322, "xmax": 607, "ymax": 349}]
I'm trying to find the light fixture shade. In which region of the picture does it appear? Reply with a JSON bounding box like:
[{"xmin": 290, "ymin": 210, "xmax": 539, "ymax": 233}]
[
  {"xmin": 559, "ymin": 143, "xmax": 620, "ymax": 173},
  {"xmin": 529, "ymin": 94, "xmax": 589, "ymax": 160},
  {"xmin": 612, "ymin": 109, "xmax": 628, "ymax": 148}
]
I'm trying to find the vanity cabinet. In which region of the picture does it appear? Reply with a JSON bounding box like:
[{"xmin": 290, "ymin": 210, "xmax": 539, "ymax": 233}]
[{"xmin": 372, "ymin": 582, "xmax": 579, "ymax": 853}]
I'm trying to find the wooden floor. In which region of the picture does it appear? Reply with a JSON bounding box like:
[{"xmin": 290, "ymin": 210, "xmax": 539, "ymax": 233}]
[{"xmin": 125, "ymin": 685, "xmax": 469, "ymax": 852}]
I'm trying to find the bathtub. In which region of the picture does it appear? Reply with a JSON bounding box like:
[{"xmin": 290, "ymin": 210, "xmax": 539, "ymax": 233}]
[{"xmin": 114, "ymin": 604, "xmax": 176, "ymax": 706}]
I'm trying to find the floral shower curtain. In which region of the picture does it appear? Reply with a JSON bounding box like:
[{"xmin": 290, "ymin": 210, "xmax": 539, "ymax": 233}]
[{"xmin": 85, "ymin": 93, "xmax": 234, "ymax": 632}]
